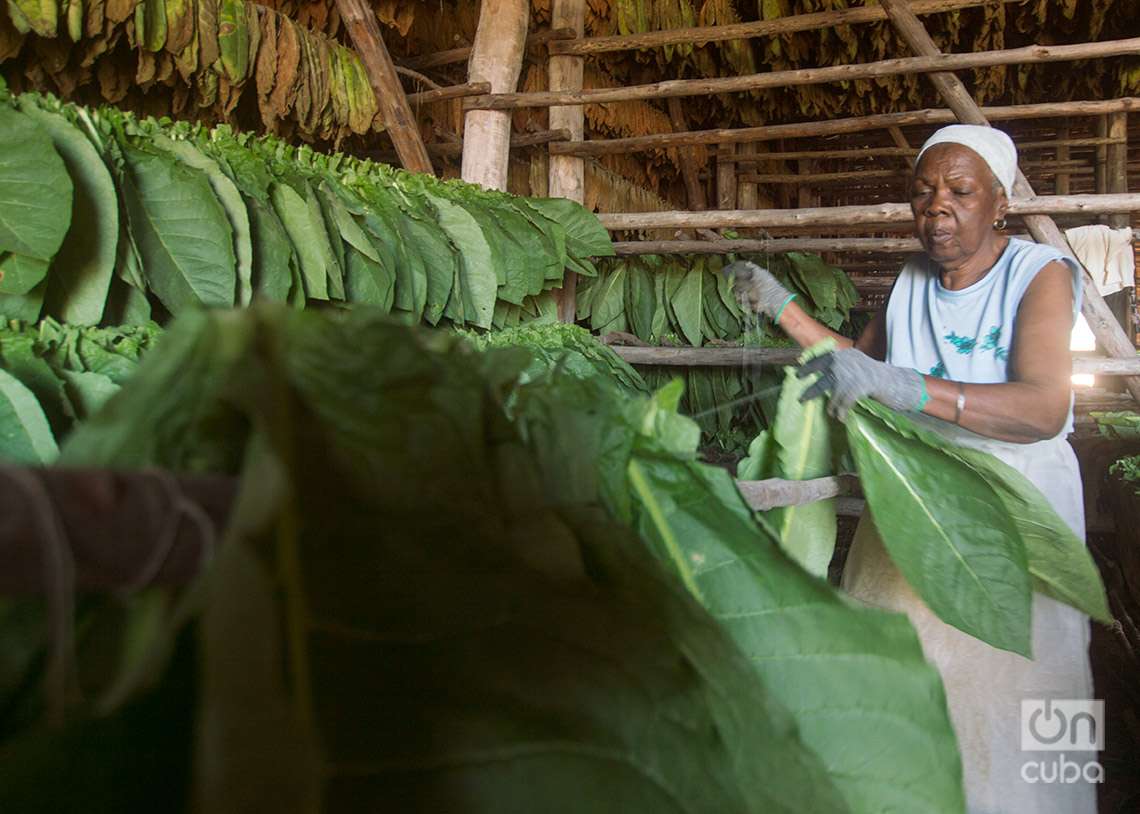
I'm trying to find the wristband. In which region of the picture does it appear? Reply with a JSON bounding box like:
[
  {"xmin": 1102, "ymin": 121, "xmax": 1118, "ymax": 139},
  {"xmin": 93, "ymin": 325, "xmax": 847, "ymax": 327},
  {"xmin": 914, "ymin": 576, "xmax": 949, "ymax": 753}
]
[
  {"xmin": 914, "ymin": 372, "xmax": 930, "ymax": 411},
  {"xmin": 773, "ymin": 293, "xmax": 797, "ymax": 323}
]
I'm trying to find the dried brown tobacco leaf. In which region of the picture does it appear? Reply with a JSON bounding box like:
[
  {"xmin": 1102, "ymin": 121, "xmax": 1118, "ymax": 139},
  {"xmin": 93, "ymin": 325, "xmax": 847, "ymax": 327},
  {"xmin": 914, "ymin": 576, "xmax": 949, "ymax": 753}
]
[
  {"xmin": 163, "ymin": 0, "xmax": 194, "ymax": 55},
  {"xmin": 267, "ymin": 14, "xmax": 299, "ymax": 117},
  {"xmin": 196, "ymin": 0, "xmax": 218, "ymax": 67}
]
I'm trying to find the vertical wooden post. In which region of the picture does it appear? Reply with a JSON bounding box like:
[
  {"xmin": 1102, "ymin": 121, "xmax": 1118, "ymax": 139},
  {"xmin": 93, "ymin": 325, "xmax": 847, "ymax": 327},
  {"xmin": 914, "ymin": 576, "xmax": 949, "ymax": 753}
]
[
  {"xmin": 880, "ymin": 0, "xmax": 1140, "ymax": 402},
  {"xmin": 1055, "ymin": 122, "xmax": 1070, "ymax": 195},
  {"xmin": 461, "ymin": 0, "xmax": 530, "ymax": 191},
  {"xmin": 718, "ymin": 144, "xmax": 738, "ymax": 209},
  {"xmin": 337, "ymin": 0, "xmax": 433, "ymax": 174},
  {"xmin": 549, "ymin": 0, "xmax": 585, "ymax": 323},
  {"xmin": 797, "ymin": 159, "xmax": 818, "ymax": 208},
  {"xmin": 1106, "ymin": 112, "xmax": 1129, "ymax": 229},
  {"xmin": 1094, "ymin": 115, "xmax": 1109, "ymax": 197},
  {"xmin": 667, "ymin": 96, "xmax": 708, "ymax": 210}
]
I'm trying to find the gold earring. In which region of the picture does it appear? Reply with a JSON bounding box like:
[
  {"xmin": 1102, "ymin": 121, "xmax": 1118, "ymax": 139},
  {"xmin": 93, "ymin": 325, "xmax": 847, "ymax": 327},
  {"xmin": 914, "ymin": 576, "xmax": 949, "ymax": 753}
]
[{"xmin": 993, "ymin": 218, "xmax": 1007, "ymax": 231}]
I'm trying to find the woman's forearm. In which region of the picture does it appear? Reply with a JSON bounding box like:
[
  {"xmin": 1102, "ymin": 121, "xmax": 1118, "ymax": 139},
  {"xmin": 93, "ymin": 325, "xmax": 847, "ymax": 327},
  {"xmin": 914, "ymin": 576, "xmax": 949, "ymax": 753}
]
[
  {"xmin": 920, "ymin": 376, "xmax": 1070, "ymax": 443},
  {"xmin": 775, "ymin": 301, "xmax": 854, "ymax": 350}
]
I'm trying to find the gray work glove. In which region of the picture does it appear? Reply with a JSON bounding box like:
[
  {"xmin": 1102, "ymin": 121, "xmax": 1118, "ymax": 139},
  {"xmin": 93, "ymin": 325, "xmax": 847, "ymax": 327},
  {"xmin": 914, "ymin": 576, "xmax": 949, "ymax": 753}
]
[
  {"xmin": 798, "ymin": 349, "xmax": 926, "ymax": 420},
  {"xmin": 723, "ymin": 260, "xmax": 794, "ymax": 319}
]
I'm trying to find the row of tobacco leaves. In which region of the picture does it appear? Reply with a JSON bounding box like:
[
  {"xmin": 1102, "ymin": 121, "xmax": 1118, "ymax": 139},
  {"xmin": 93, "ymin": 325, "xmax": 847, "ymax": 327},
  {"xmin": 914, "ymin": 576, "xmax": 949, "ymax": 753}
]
[{"xmin": 0, "ymin": 87, "xmax": 1113, "ymax": 811}]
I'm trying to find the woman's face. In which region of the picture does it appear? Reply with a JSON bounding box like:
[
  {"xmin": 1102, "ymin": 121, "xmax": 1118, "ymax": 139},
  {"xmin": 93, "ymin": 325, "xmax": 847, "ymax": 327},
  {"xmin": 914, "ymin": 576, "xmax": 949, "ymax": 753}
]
[{"xmin": 910, "ymin": 144, "xmax": 1009, "ymax": 269}]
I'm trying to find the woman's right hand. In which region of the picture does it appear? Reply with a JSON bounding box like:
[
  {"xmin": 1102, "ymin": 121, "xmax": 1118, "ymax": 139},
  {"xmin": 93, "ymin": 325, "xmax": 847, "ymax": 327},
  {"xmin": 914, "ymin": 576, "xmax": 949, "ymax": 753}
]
[{"xmin": 723, "ymin": 260, "xmax": 794, "ymax": 320}]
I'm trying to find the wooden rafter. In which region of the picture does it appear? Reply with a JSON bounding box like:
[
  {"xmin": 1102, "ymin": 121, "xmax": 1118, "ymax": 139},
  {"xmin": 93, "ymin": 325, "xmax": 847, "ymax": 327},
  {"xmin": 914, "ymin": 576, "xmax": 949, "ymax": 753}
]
[
  {"xmin": 336, "ymin": 0, "xmax": 432, "ymax": 174},
  {"xmin": 466, "ymin": 38, "xmax": 1140, "ymax": 110},
  {"xmin": 549, "ymin": 98, "xmax": 1140, "ymax": 156}
]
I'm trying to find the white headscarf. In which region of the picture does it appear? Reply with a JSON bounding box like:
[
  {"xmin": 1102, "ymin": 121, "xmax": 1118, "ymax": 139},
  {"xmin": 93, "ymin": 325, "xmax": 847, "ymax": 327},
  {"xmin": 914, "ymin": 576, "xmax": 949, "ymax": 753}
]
[{"xmin": 916, "ymin": 125, "xmax": 1017, "ymax": 199}]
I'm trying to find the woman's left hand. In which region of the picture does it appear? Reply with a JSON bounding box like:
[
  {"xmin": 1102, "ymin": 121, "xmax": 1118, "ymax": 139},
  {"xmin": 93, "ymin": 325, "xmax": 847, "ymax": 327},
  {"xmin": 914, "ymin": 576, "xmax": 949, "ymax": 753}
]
[{"xmin": 798, "ymin": 349, "xmax": 926, "ymax": 419}]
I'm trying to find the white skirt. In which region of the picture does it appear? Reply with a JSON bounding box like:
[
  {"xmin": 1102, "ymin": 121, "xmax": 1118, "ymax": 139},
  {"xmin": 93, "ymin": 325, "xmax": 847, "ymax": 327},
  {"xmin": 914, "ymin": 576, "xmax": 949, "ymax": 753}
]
[{"xmin": 842, "ymin": 416, "xmax": 1096, "ymax": 814}]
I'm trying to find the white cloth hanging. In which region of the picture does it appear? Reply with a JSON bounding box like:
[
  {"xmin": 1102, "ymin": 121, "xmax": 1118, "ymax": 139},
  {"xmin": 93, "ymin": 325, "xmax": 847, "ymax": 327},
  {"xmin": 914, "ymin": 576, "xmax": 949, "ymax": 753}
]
[{"xmin": 1065, "ymin": 224, "xmax": 1135, "ymax": 297}]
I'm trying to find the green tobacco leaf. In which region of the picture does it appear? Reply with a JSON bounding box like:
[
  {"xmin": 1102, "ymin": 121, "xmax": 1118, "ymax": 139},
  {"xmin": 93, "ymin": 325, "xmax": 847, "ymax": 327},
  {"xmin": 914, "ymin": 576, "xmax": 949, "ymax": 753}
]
[
  {"xmin": 344, "ymin": 248, "xmax": 394, "ymax": 312},
  {"xmin": 737, "ymin": 429, "xmax": 774, "ymax": 481},
  {"xmin": 522, "ymin": 197, "xmax": 613, "ymax": 260},
  {"xmin": 785, "ymin": 252, "xmax": 838, "ymax": 312},
  {"xmin": 120, "ymin": 142, "xmax": 236, "ymax": 313},
  {"xmin": 60, "ymin": 369, "xmax": 120, "ymax": 420},
  {"xmin": 846, "ymin": 403, "xmax": 1032, "ymax": 655},
  {"xmin": 18, "ymin": 101, "xmax": 118, "ymax": 326},
  {"xmin": 154, "ymin": 136, "xmax": 253, "ymax": 307},
  {"xmin": 218, "ymin": 0, "xmax": 250, "ymax": 82},
  {"xmin": 766, "ymin": 354, "xmax": 837, "ymax": 577},
  {"xmin": 0, "ymin": 280, "xmax": 45, "ymax": 322},
  {"xmin": 134, "ymin": 0, "xmax": 166, "ymax": 51},
  {"xmin": 859, "ymin": 401, "xmax": 1110, "ymax": 623},
  {"xmin": 625, "ymin": 263, "xmax": 655, "ymax": 341},
  {"xmin": 246, "ymin": 196, "xmax": 293, "ymax": 303},
  {"xmin": 307, "ymin": 184, "xmax": 344, "ymax": 301},
  {"xmin": 627, "ymin": 450, "xmax": 964, "ymax": 814},
  {"xmin": 0, "ymin": 367, "xmax": 58, "ymax": 464},
  {"xmin": 396, "ymin": 214, "xmax": 453, "ymax": 326},
  {"xmin": 0, "ymin": 254, "xmax": 49, "ymax": 296},
  {"xmin": 271, "ymin": 182, "xmax": 328, "ymax": 301},
  {"xmin": 428, "ymin": 193, "xmax": 496, "ymax": 329},
  {"xmin": 0, "ymin": 108, "xmax": 73, "ymax": 261},
  {"xmin": 590, "ymin": 265, "xmax": 626, "ymax": 332},
  {"xmin": 671, "ymin": 267, "xmax": 704, "ymax": 347}
]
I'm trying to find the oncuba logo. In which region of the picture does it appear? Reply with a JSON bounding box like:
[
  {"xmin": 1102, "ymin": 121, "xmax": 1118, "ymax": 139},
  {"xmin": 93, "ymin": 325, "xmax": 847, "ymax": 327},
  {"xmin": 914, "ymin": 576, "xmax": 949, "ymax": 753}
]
[{"xmin": 1020, "ymin": 699, "xmax": 1104, "ymax": 785}]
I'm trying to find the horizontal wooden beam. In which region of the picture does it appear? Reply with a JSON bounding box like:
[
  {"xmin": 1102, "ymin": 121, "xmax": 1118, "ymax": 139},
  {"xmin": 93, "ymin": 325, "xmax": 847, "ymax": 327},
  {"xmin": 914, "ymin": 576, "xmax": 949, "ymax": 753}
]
[
  {"xmin": 741, "ymin": 168, "xmax": 901, "ymax": 185},
  {"xmin": 400, "ymin": 27, "xmax": 576, "ymax": 71},
  {"xmin": 736, "ymin": 474, "xmax": 859, "ymax": 512},
  {"xmin": 598, "ymin": 193, "xmax": 1140, "ymax": 231},
  {"xmin": 406, "ymin": 81, "xmax": 491, "ymax": 105},
  {"xmin": 610, "ymin": 346, "xmax": 1140, "ymax": 376},
  {"xmin": 612, "ymin": 237, "xmax": 926, "ymax": 255},
  {"xmin": 371, "ymin": 128, "xmax": 571, "ymax": 162},
  {"xmin": 467, "ymin": 38, "xmax": 1140, "ymax": 110},
  {"xmin": 549, "ymin": 0, "xmax": 1020, "ymax": 56},
  {"xmin": 728, "ymin": 137, "xmax": 1128, "ymax": 166},
  {"xmin": 548, "ymin": 97, "xmax": 1140, "ymax": 156}
]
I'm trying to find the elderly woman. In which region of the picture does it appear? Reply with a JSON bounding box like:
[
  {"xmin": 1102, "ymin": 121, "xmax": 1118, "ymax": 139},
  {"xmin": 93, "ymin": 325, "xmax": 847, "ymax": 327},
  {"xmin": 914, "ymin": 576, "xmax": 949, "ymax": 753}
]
[{"xmin": 730, "ymin": 125, "xmax": 1094, "ymax": 814}]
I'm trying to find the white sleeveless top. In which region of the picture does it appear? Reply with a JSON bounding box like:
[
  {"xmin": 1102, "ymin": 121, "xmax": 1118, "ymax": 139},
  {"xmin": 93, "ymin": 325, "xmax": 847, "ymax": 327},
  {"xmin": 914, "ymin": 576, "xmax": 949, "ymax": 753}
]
[{"xmin": 885, "ymin": 238, "xmax": 1082, "ymax": 433}]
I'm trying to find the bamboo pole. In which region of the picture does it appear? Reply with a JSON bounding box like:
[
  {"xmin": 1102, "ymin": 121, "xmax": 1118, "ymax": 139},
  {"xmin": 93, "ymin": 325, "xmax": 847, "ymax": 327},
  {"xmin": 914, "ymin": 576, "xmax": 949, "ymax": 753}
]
[
  {"xmin": 668, "ymin": 97, "xmax": 708, "ymax": 210},
  {"xmin": 400, "ymin": 27, "xmax": 576, "ymax": 71},
  {"xmin": 1107, "ymin": 112, "xmax": 1129, "ymax": 229},
  {"xmin": 550, "ymin": 97, "xmax": 1140, "ymax": 156},
  {"xmin": 611, "ymin": 237, "xmax": 927, "ymax": 255},
  {"xmin": 466, "ymin": 38, "xmax": 1140, "ymax": 110},
  {"xmin": 597, "ymin": 194, "xmax": 1140, "ymax": 231},
  {"xmin": 879, "ymin": 0, "xmax": 1140, "ymax": 402},
  {"xmin": 549, "ymin": 2, "xmax": 586, "ymax": 323},
  {"xmin": 609, "ymin": 346, "xmax": 1140, "ymax": 376},
  {"xmin": 336, "ymin": 0, "xmax": 432, "ymax": 174},
  {"xmin": 548, "ymin": 0, "xmax": 1021, "ymax": 56},
  {"xmin": 460, "ymin": 0, "xmax": 529, "ymax": 191},
  {"xmin": 407, "ymin": 81, "xmax": 491, "ymax": 105}
]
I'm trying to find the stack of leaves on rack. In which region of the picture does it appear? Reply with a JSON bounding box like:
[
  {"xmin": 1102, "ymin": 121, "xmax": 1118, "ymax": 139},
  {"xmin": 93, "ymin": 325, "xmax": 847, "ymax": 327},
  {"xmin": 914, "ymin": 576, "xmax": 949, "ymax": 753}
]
[
  {"xmin": 0, "ymin": 0, "xmax": 381, "ymax": 143},
  {"xmin": 581, "ymin": 252, "xmax": 859, "ymax": 346},
  {"xmin": 0, "ymin": 89, "xmax": 613, "ymax": 329},
  {"xmin": 1, "ymin": 305, "xmax": 968, "ymax": 814},
  {"xmin": 578, "ymin": 252, "xmax": 857, "ymax": 451},
  {"xmin": 1092, "ymin": 411, "xmax": 1140, "ymax": 493},
  {"xmin": 0, "ymin": 317, "xmax": 160, "ymax": 463}
]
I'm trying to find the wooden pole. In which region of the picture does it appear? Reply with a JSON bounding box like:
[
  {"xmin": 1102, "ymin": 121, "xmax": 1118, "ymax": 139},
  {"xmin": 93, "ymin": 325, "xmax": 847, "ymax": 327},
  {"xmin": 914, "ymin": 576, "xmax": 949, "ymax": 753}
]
[
  {"xmin": 549, "ymin": 98, "xmax": 1140, "ymax": 157},
  {"xmin": 407, "ymin": 81, "xmax": 491, "ymax": 105},
  {"xmin": 611, "ymin": 236, "xmax": 928, "ymax": 255},
  {"xmin": 888, "ymin": 125, "xmax": 916, "ymax": 169},
  {"xmin": 336, "ymin": 0, "xmax": 433, "ymax": 174},
  {"xmin": 1056, "ymin": 122, "xmax": 1071, "ymax": 195},
  {"xmin": 1106, "ymin": 111, "xmax": 1129, "ymax": 229},
  {"xmin": 465, "ymin": 38, "xmax": 1140, "ymax": 110},
  {"xmin": 667, "ymin": 97, "xmax": 708, "ymax": 210},
  {"xmin": 608, "ymin": 346, "xmax": 1140, "ymax": 376},
  {"xmin": 879, "ymin": 0, "xmax": 1140, "ymax": 402},
  {"xmin": 718, "ymin": 144, "xmax": 738, "ymax": 210},
  {"xmin": 597, "ymin": 194, "xmax": 1140, "ymax": 231},
  {"xmin": 548, "ymin": 0, "xmax": 1020, "ymax": 56},
  {"xmin": 460, "ymin": 0, "xmax": 529, "ymax": 191},
  {"xmin": 549, "ymin": 1, "xmax": 586, "ymax": 323},
  {"xmin": 741, "ymin": 168, "xmax": 902, "ymax": 185}
]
